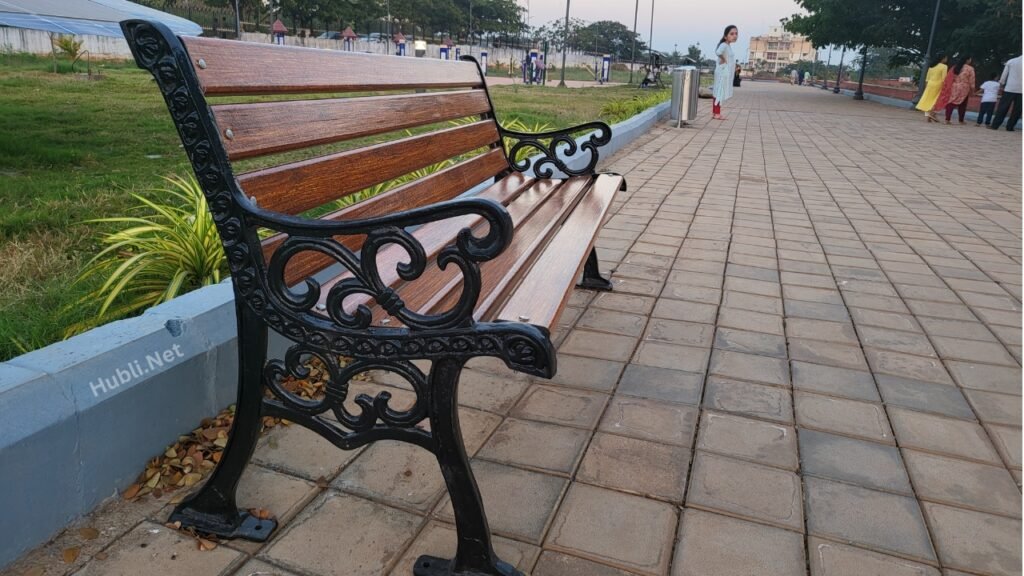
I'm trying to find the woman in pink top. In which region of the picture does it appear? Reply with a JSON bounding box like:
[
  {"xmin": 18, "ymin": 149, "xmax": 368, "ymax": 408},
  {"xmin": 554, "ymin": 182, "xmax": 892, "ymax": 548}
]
[{"xmin": 942, "ymin": 56, "xmax": 976, "ymax": 124}]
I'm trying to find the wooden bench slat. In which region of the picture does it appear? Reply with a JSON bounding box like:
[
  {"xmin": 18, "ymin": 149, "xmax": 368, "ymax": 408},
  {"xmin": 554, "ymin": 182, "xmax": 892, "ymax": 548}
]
[
  {"xmin": 238, "ymin": 120, "xmax": 500, "ymax": 215},
  {"xmin": 493, "ymin": 175, "xmax": 623, "ymax": 329},
  {"xmin": 422, "ymin": 177, "xmax": 595, "ymax": 320},
  {"xmin": 214, "ymin": 90, "xmax": 492, "ymax": 160},
  {"xmin": 182, "ymin": 36, "xmax": 484, "ymax": 95},
  {"xmin": 263, "ymin": 149, "xmax": 510, "ymax": 285}
]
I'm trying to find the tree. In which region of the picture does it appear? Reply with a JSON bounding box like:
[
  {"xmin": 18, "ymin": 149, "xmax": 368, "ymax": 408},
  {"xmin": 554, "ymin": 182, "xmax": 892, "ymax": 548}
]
[{"xmin": 686, "ymin": 44, "xmax": 701, "ymax": 63}]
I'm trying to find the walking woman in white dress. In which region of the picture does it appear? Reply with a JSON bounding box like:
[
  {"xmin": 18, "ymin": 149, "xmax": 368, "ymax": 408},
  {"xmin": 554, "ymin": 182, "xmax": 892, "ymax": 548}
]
[{"xmin": 712, "ymin": 25, "xmax": 738, "ymax": 120}]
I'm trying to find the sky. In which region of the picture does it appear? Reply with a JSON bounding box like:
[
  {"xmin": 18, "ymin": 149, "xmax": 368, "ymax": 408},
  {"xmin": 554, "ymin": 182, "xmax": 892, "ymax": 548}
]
[{"xmin": 521, "ymin": 0, "xmax": 806, "ymax": 62}]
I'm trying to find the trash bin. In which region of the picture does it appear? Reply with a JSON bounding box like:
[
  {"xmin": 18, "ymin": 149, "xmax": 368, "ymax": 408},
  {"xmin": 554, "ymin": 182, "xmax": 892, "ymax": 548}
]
[{"xmin": 671, "ymin": 66, "xmax": 700, "ymax": 127}]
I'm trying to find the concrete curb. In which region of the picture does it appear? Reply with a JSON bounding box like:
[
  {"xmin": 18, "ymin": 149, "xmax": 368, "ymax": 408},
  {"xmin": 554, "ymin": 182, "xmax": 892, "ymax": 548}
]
[{"xmin": 0, "ymin": 101, "xmax": 668, "ymax": 568}]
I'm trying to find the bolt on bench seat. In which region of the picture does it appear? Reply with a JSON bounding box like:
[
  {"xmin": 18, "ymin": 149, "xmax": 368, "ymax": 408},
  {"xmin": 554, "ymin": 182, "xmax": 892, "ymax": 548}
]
[{"xmin": 122, "ymin": 19, "xmax": 624, "ymax": 576}]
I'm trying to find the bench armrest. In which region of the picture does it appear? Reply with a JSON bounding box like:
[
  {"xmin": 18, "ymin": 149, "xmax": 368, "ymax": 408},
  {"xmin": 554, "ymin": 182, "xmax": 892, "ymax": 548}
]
[
  {"xmin": 244, "ymin": 196, "xmax": 513, "ymax": 332},
  {"xmin": 500, "ymin": 121, "xmax": 612, "ymax": 178}
]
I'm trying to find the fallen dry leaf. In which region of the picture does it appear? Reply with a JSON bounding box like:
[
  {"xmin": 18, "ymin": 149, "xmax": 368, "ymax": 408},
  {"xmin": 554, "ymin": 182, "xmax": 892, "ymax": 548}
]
[
  {"xmin": 61, "ymin": 547, "xmax": 80, "ymax": 563},
  {"xmin": 197, "ymin": 538, "xmax": 218, "ymax": 551},
  {"xmin": 122, "ymin": 483, "xmax": 141, "ymax": 500},
  {"xmin": 78, "ymin": 527, "xmax": 100, "ymax": 540}
]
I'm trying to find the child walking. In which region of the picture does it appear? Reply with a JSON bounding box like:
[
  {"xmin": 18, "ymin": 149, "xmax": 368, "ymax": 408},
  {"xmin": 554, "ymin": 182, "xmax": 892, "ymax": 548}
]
[
  {"xmin": 712, "ymin": 25, "xmax": 738, "ymax": 120},
  {"xmin": 977, "ymin": 72, "xmax": 1001, "ymax": 126}
]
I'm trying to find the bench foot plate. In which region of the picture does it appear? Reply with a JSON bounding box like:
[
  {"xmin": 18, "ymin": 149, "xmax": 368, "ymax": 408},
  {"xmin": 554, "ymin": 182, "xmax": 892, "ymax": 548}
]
[
  {"xmin": 168, "ymin": 508, "xmax": 277, "ymax": 542},
  {"xmin": 413, "ymin": 555, "xmax": 523, "ymax": 576},
  {"xmin": 578, "ymin": 274, "xmax": 613, "ymax": 291}
]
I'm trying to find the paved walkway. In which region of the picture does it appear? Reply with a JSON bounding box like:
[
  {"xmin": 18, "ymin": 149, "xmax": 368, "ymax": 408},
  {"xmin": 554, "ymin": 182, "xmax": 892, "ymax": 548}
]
[{"xmin": 9, "ymin": 82, "xmax": 1022, "ymax": 576}]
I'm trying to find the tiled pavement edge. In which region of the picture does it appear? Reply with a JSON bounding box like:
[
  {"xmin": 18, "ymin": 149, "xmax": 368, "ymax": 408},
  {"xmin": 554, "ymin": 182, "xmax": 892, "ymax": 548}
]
[{"xmin": 6, "ymin": 83, "xmax": 1021, "ymax": 576}]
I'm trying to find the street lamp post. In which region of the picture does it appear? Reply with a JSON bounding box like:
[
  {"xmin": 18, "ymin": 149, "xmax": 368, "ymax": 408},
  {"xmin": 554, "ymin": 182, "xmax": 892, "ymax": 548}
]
[
  {"xmin": 821, "ymin": 45, "xmax": 833, "ymax": 90},
  {"xmin": 833, "ymin": 46, "xmax": 845, "ymax": 93},
  {"xmin": 647, "ymin": 0, "xmax": 654, "ymax": 70},
  {"xmin": 558, "ymin": 0, "xmax": 570, "ymax": 87},
  {"xmin": 913, "ymin": 0, "xmax": 941, "ymax": 104},
  {"xmin": 629, "ymin": 0, "xmax": 639, "ymax": 84}
]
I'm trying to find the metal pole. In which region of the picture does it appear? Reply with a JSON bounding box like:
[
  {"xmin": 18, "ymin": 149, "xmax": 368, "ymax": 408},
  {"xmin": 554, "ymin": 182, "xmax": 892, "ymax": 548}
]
[
  {"xmin": 468, "ymin": 0, "xmax": 472, "ymax": 56},
  {"xmin": 558, "ymin": 0, "xmax": 570, "ymax": 87},
  {"xmin": 386, "ymin": 0, "xmax": 391, "ymax": 55},
  {"xmin": 648, "ymin": 0, "xmax": 654, "ymax": 67},
  {"xmin": 234, "ymin": 0, "xmax": 241, "ymax": 39},
  {"xmin": 854, "ymin": 45, "xmax": 867, "ymax": 100},
  {"xmin": 833, "ymin": 46, "xmax": 845, "ymax": 93},
  {"xmin": 912, "ymin": 0, "xmax": 941, "ymax": 104},
  {"xmin": 629, "ymin": 0, "xmax": 639, "ymax": 83},
  {"xmin": 821, "ymin": 45, "xmax": 833, "ymax": 90}
]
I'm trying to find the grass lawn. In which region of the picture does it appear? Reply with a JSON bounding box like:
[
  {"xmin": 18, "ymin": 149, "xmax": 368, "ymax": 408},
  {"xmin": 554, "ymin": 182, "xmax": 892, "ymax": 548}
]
[{"xmin": 0, "ymin": 53, "xmax": 663, "ymax": 360}]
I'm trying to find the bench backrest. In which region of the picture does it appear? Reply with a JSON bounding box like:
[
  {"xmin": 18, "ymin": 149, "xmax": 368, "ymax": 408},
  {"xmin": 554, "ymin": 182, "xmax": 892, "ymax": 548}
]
[{"xmin": 124, "ymin": 22, "xmax": 510, "ymax": 285}]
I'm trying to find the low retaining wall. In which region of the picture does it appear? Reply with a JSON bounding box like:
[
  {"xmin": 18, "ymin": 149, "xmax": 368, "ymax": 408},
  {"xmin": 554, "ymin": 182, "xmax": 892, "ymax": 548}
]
[
  {"xmin": 0, "ymin": 27, "xmax": 133, "ymax": 58},
  {"xmin": 0, "ymin": 100, "xmax": 669, "ymax": 568}
]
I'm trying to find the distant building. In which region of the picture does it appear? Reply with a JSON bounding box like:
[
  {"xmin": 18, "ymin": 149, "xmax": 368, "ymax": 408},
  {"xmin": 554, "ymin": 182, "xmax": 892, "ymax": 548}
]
[{"xmin": 747, "ymin": 26, "xmax": 816, "ymax": 73}]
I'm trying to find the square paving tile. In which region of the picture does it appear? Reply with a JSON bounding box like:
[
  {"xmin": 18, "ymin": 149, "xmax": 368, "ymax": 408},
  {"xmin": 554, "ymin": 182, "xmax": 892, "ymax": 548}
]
[
  {"xmin": 576, "ymin": 308, "xmax": 649, "ymax": 337},
  {"xmin": 262, "ymin": 492, "xmax": 423, "ymax": 576},
  {"xmin": 686, "ymin": 451, "xmax": 803, "ymax": 531},
  {"xmin": 457, "ymin": 370, "xmax": 530, "ymax": 414},
  {"xmin": 560, "ymin": 330, "xmax": 638, "ymax": 362},
  {"xmin": 864, "ymin": 349, "xmax": 954, "ymax": 385},
  {"xmin": 799, "ymin": 429, "xmax": 912, "ymax": 494},
  {"xmin": 903, "ymin": 449, "xmax": 1021, "ymax": 517},
  {"xmin": 987, "ymin": 423, "xmax": 1022, "ymax": 468},
  {"xmin": 652, "ymin": 298, "xmax": 719, "ymax": 323},
  {"xmin": 532, "ymin": 551, "xmax": 642, "ymax": 576},
  {"xmin": 477, "ymin": 418, "xmax": 589, "ymax": 475},
  {"xmin": 592, "ymin": 292, "xmax": 656, "ymax": 315},
  {"xmin": 785, "ymin": 318, "xmax": 859, "ymax": 345},
  {"xmin": 512, "ymin": 385, "xmax": 608, "ymax": 430},
  {"xmin": 332, "ymin": 440, "xmax": 445, "ymax": 513},
  {"xmin": 231, "ymin": 560, "xmax": 300, "ymax": 576},
  {"xmin": 546, "ymin": 354, "xmax": 624, "ymax": 393},
  {"xmin": 633, "ymin": 341, "xmax": 711, "ymax": 373},
  {"xmin": 857, "ymin": 325, "xmax": 938, "ymax": 357},
  {"xmin": 804, "ymin": 476, "xmax": 936, "ymax": 563},
  {"xmin": 696, "ymin": 411, "xmax": 798, "ymax": 470},
  {"xmin": 962, "ymin": 389, "xmax": 1021, "ymax": 426},
  {"xmin": 253, "ymin": 423, "xmax": 363, "ymax": 481},
  {"xmin": 887, "ymin": 407, "xmax": 1001, "ymax": 464},
  {"xmin": 435, "ymin": 460, "xmax": 566, "ymax": 544},
  {"xmin": 598, "ymin": 395, "xmax": 699, "ymax": 446},
  {"xmin": 74, "ymin": 522, "xmax": 242, "ymax": 576},
  {"xmin": 388, "ymin": 520, "xmax": 540, "ymax": 575},
  {"xmin": 922, "ymin": 502, "xmax": 1022, "ymax": 576},
  {"xmin": 672, "ymin": 508, "xmax": 805, "ymax": 576},
  {"xmin": 945, "ymin": 361, "xmax": 1022, "ymax": 394},
  {"xmin": 875, "ymin": 375, "xmax": 976, "ymax": 420},
  {"xmin": 713, "ymin": 327, "xmax": 787, "ymax": 358},
  {"xmin": 931, "ymin": 336, "xmax": 1019, "ymax": 366},
  {"xmin": 708, "ymin": 349, "xmax": 790, "ymax": 386},
  {"xmin": 791, "ymin": 361, "xmax": 880, "ymax": 402},
  {"xmin": 617, "ymin": 364, "xmax": 704, "ymax": 405},
  {"xmin": 545, "ymin": 482, "xmax": 677, "ymax": 575},
  {"xmin": 644, "ymin": 318, "xmax": 715, "ymax": 347},
  {"xmin": 795, "ymin": 392, "xmax": 894, "ymax": 444},
  {"xmin": 702, "ymin": 376, "xmax": 794, "ymax": 423},
  {"xmin": 577, "ymin": 432, "xmax": 690, "ymax": 502},
  {"xmin": 807, "ymin": 536, "xmax": 940, "ymax": 576}
]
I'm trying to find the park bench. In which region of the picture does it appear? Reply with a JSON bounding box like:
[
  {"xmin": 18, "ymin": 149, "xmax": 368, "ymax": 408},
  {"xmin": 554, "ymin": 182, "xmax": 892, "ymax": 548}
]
[{"xmin": 122, "ymin": 19, "xmax": 624, "ymax": 576}]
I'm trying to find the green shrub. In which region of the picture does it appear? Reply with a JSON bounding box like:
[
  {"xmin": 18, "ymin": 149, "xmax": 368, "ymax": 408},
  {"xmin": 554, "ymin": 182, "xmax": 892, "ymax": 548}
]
[
  {"xmin": 599, "ymin": 90, "xmax": 671, "ymax": 123},
  {"xmin": 69, "ymin": 174, "xmax": 227, "ymax": 334}
]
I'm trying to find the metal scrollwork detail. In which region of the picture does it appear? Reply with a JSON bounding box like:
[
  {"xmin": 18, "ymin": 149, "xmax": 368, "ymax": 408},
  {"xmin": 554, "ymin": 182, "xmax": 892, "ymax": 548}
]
[
  {"xmin": 501, "ymin": 122, "xmax": 612, "ymax": 178},
  {"xmin": 263, "ymin": 346, "xmax": 430, "ymax": 447}
]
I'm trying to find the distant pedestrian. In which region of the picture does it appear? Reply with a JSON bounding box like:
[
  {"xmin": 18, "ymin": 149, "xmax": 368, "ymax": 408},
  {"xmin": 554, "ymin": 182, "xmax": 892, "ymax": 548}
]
[
  {"xmin": 976, "ymin": 73, "xmax": 1001, "ymax": 126},
  {"xmin": 733, "ymin": 64, "xmax": 742, "ymax": 87},
  {"xmin": 916, "ymin": 55, "xmax": 948, "ymax": 122},
  {"xmin": 943, "ymin": 56, "xmax": 975, "ymax": 124},
  {"xmin": 791, "ymin": 69, "xmax": 799, "ymax": 85},
  {"xmin": 990, "ymin": 54, "xmax": 1022, "ymax": 131},
  {"xmin": 798, "ymin": 69, "xmax": 806, "ymax": 85},
  {"xmin": 712, "ymin": 25, "xmax": 738, "ymax": 120}
]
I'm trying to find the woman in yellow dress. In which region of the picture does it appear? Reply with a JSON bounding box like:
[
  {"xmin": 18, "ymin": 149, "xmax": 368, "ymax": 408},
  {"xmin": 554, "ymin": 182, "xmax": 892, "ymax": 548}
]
[{"xmin": 916, "ymin": 55, "xmax": 949, "ymax": 122}]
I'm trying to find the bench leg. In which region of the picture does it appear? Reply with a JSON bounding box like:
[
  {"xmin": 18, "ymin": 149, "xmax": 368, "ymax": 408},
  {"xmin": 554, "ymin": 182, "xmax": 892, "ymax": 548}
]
[
  {"xmin": 168, "ymin": 305, "xmax": 277, "ymax": 541},
  {"xmin": 577, "ymin": 247, "xmax": 613, "ymax": 291},
  {"xmin": 414, "ymin": 359, "xmax": 522, "ymax": 576}
]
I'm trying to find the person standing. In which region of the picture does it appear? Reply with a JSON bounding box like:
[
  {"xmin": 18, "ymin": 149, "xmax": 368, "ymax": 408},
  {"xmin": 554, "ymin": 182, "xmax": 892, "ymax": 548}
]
[
  {"xmin": 734, "ymin": 63, "xmax": 742, "ymax": 87},
  {"xmin": 791, "ymin": 69, "xmax": 799, "ymax": 84},
  {"xmin": 990, "ymin": 54, "xmax": 1022, "ymax": 131},
  {"xmin": 977, "ymin": 73, "xmax": 1001, "ymax": 126},
  {"xmin": 943, "ymin": 56, "xmax": 976, "ymax": 124},
  {"xmin": 916, "ymin": 55, "xmax": 948, "ymax": 122},
  {"xmin": 798, "ymin": 69, "xmax": 806, "ymax": 85},
  {"xmin": 712, "ymin": 25, "xmax": 738, "ymax": 120}
]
